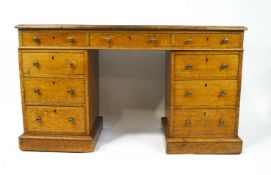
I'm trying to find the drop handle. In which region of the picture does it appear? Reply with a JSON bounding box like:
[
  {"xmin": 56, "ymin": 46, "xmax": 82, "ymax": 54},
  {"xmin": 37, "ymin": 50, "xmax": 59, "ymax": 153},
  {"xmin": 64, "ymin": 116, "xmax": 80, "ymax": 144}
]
[
  {"xmin": 32, "ymin": 36, "xmax": 40, "ymax": 43},
  {"xmin": 67, "ymin": 88, "xmax": 74, "ymax": 94},
  {"xmin": 219, "ymin": 90, "xmax": 227, "ymax": 97},
  {"xmin": 33, "ymin": 88, "xmax": 40, "ymax": 94}
]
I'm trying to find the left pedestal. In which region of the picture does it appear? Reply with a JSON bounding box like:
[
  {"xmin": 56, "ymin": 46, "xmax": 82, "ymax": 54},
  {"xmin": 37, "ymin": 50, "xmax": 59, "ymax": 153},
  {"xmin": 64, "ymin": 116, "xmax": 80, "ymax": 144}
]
[{"xmin": 18, "ymin": 47, "xmax": 100, "ymax": 152}]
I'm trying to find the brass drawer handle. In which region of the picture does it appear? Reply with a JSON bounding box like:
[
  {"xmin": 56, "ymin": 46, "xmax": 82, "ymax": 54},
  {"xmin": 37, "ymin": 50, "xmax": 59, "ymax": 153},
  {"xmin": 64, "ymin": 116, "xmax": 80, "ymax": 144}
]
[
  {"xmin": 69, "ymin": 117, "xmax": 75, "ymax": 123},
  {"xmin": 150, "ymin": 37, "xmax": 157, "ymax": 43},
  {"xmin": 67, "ymin": 37, "xmax": 75, "ymax": 42},
  {"xmin": 186, "ymin": 39, "xmax": 193, "ymax": 44},
  {"xmin": 186, "ymin": 64, "xmax": 193, "ymax": 69},
  {"xmin": 104, "ymin": 37, "xmax": 111, "ymax": 43},
  {"xmin": 219, "ymin": 119, "xmax": 225, "ymax": 126},
  {"xmin": 219, "ymin": 90, "xmax": 227, "ymax": 96},
  {"xmin": 32, "ymin": 60, "xmax": 39, "ymax": 67},
  {"xmin": 220, "ymin": 63, "xmax": 228, "ymax": 69},
  {"xmin": 185, "ymin": 90, "xmax": 192, "ymax": 96},
  {"xmin": 185, "ymin": 120, "xmax": 191, "ymax": 126},
  {"xmin": 67, "ymin": 61, "xmax": 74, "ymax": 67},
  {"xmin": 67, "ymin": 88, "xmax": 74, "ymax": 94},
  {"xmin": 32, "ymin": 36, "xmax": 40, "ymax": 43},
  {"xmin": 35, "ymin": 116, "xmax": 41, "ymax": 123},
  {"xmin": 221, "ymin": 38, "xmax": 229, "ymax": 44},
  {"xmin": 33, "ymin": 88, "xmax": 40, "ymax": 94}
]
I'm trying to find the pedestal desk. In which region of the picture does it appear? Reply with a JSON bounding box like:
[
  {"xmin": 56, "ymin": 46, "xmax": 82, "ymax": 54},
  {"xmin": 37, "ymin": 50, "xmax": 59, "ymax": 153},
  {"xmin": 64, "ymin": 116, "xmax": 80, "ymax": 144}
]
[{"xmin": 16, "ymin": 25, "xmax": 247, "ymax": 154}]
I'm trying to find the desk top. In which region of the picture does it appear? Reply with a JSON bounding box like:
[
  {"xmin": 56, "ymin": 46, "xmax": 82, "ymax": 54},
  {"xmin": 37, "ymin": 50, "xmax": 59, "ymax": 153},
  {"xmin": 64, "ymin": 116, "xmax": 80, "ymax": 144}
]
[{"xmin": 15, "ymin": 24, "xmax": 247, "ymax": 31}]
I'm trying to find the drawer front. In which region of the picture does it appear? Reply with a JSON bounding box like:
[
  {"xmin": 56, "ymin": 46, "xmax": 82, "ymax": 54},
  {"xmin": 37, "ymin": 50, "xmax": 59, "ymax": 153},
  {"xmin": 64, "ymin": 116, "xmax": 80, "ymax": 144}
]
[
  {"xmin": 21, "ymin": 31, "xmax": 88, "ymax": 47},
  {"xmin": 25, "ymin": 106, "xmax": 86, "ymax": 134},
  {"xmin": 89, "ymin": 32, "xmax": 170, "ymax": 48},
  {"xmin": 174, "ymin": 80, "xmax": 237, "ymax": 107},
  {"xmin": 175, "ymin": 54, "xmax": 239, "ymax": 80},
  {"xmin": 22, "ymin": 52, "xmax": 85, "ymax": 76},
  {"xmin": 174, "ymin": 33, "xmax": 242, "ymax": 48},
  {"xmin": 173, "ymin": 109, "xmax": 236, "ymax": 137},
  {"xmin": 24, "ymin": 78, "xmax": 85, "ymax": 105}
]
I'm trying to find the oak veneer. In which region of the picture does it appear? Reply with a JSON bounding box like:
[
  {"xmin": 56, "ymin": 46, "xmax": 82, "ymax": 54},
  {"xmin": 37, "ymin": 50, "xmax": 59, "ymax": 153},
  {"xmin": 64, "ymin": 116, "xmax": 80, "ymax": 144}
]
[{"xmin": 16, "ymin": 25, "xmax": 246, "ymax": 154}]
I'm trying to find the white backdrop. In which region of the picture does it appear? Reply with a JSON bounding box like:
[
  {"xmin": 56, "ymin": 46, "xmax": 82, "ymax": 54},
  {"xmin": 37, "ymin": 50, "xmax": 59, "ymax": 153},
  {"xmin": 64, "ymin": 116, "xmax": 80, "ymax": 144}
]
[{"xmin": 0, "ymin": 0, "xmax": 271, "ymax": 175}]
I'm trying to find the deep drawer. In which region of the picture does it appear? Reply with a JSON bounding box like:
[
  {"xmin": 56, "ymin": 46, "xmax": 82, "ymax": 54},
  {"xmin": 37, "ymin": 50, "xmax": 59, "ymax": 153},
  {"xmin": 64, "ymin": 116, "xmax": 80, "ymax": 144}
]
[
  {"xmin": 173, "ymin": 109, "xmax": 236, "ymax": 137},
  {"xmin": 25, "ymin": 106, "xmax": 86, "ymax": 134}
]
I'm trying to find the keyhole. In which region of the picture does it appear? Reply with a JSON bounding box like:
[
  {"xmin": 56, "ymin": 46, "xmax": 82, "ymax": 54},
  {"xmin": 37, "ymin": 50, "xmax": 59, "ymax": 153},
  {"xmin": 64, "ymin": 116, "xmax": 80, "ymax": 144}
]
[
  {"xmin": 206, "ymin": 57, "xmax": 208, "ymax": 62},
  {"xmin": 52, "ymin": 36, "xmax": 55, "ymax": 40},
  {"xmin": 128, "ymin": 36, "xmax": 132, "ymax": 40},
  {"xmin": 54, "ymin": 109, "xmax": 57, "ymax": 113},
  {"xmin": 52, "ymin": 81, "xmax": 55, "ymax": 85},
  {"xmin": 206, "ymin": 37, "xmax": 209, "ymax": 41},
  {"xmin": 205, "ymin": 83, "xmax": 208, "ymax": 87},
  {"xmin": 52, "ymin": 56, "xmax": 54, "ymax": 60}
]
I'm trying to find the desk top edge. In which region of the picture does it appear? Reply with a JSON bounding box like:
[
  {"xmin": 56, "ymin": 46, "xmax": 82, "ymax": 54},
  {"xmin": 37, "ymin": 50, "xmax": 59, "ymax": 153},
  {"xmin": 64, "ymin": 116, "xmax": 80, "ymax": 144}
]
[{"xmin": 15, "ymin": 24, "xmax": 247, "ymax": 31}]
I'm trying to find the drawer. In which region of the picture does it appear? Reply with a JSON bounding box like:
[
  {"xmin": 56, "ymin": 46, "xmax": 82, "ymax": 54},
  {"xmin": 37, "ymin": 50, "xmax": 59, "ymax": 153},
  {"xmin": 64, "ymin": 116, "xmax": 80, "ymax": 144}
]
[
  {"xmin": 25, "ymin": 106, "xmax": 86, "ymax": 134},
  {"xmin": 21, "ymin": 31, "xmax": 88, "ymax": 47},
  {"xmin": 89, "ymin": 32, "xmax": 170, "ymax": 48},
  {"xmin": 174, "ymin": 33, "xmax": 242, "ymax": 48},
  {"xmin": 175, "ymin": 54, "xmax": 239, "ymax": 80},
  {"xmin": 24, "ymin": 78, "xmax": 85, "ymax": 105},
  {"xmin": 173, "ymin": 109, "xmax": 236, "ymax": 137},
  {"xmin": 174, "ymin": 80, "xmax": 237, "ymax": 107},
  {"xmin": 22, "ymin": 52, "xmax": 85, "ymax": 76}
]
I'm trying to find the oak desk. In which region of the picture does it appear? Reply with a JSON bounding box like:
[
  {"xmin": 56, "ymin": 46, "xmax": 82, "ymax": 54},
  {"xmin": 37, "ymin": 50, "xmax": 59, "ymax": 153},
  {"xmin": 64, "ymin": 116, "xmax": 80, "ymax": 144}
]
[{"xmin": 16, "ymin": 25, "xmax": 247, "ymax": 154}]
